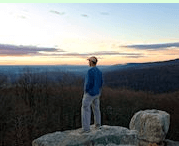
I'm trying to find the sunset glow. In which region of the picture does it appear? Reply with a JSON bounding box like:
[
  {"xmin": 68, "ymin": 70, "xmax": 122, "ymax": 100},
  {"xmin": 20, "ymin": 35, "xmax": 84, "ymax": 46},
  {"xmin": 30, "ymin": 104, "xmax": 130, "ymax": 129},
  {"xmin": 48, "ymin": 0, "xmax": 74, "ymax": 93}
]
[{"xmin": 0, "ymin": 3, "xmax": 179, "ymax": 65}]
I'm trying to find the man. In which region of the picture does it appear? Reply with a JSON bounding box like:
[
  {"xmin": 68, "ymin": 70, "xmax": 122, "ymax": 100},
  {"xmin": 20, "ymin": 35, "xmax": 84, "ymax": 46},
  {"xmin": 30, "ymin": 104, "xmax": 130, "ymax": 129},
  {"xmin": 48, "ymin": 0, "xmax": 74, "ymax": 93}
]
[{"xmin": 80, "ymin": 56, "xmax": 103, "ymax": 134}]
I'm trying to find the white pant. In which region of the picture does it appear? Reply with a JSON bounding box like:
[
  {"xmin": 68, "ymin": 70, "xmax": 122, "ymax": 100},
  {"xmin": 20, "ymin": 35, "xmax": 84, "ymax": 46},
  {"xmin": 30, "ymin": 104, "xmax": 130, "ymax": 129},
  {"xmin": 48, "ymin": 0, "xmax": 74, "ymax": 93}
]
[{"xmin": 81, "ymin": 93, "xmax": 101, "ymax": 131}]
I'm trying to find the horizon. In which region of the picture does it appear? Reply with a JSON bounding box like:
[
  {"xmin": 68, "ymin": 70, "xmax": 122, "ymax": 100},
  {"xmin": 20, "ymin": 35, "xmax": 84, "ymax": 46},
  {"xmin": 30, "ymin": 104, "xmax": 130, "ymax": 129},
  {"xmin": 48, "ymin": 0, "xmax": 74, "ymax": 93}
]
[
  {"xmin": 0, "ymin": 57, "xmax": 178, "ymax": 66},
  {"xmin": 0, "ymin": 3, "xmax": 179, "ymax": 65}
]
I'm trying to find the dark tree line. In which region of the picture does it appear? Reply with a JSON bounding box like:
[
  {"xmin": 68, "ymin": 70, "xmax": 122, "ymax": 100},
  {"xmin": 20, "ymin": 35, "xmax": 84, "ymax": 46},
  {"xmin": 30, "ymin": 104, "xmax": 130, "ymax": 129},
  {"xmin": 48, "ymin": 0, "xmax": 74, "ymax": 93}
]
[{"xmin": 104, "ymin": 63, "xmax": 179, "ymax": 93}]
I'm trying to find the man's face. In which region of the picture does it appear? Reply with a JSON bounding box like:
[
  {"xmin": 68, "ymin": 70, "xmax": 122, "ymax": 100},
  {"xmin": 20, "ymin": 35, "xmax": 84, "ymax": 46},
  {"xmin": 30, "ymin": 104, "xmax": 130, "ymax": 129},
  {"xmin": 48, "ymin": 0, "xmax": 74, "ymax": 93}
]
[{"xmin": 88, "ymin": 60, "xmax": 92, "ymax": 67}]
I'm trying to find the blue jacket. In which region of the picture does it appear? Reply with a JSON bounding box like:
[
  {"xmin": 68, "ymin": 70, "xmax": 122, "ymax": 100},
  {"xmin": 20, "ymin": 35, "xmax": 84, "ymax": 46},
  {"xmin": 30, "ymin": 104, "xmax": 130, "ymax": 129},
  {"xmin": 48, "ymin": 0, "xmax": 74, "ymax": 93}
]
[{"xmin": 84, "ymin": 66, "xmax": 103, "ymax": 96}]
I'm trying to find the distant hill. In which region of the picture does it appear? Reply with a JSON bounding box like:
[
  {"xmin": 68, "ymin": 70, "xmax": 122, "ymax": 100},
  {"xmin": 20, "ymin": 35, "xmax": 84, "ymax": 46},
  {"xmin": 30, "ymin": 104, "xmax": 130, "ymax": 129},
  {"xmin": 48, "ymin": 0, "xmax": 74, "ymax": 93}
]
[
  {"xmin": 0, "ymin": 65, "xmax": 110, "ymax": 85},
  {"xmin": 103, "ymin": 58, "xmax": 179, "ymax": 72},
  {"xmin": 103, "ymin": 58, "xmax": 179, "ymax": 93},
  {"xmin": 0, "ymin": 59, "xmax": 179, "ymax": 93}
]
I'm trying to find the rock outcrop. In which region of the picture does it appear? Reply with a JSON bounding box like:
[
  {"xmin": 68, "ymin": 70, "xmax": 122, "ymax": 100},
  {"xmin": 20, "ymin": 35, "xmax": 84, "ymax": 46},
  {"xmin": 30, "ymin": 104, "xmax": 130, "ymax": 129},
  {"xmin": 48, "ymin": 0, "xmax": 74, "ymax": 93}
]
[
  {"xmin": 32, "ymin": 109, "xmax": 179, "ymax": 146},
  {"xmin": 32, "ymin": 125, "xmax": 138, "ymax": 146},
  {"xmin": 165, "ymin": 139, "xmax": 179, "ymax": 146},
  {"xmin": 129, "ymin": 109, "xmax": 170, "ymax": 146}
]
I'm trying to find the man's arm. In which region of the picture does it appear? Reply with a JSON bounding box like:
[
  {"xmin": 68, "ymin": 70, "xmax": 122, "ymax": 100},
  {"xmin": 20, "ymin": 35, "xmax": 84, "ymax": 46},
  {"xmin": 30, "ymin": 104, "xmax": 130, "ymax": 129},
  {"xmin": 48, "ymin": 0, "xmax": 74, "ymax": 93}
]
[{"xmin": 85, "ymin": 70, "xmax": 93, "ymax": 93}]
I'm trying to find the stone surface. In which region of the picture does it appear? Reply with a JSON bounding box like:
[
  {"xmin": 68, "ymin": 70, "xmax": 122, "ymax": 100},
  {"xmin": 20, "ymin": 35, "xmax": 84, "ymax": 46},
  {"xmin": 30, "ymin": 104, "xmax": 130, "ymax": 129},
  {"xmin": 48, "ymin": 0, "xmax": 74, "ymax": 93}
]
[
  {"xmin": 138, "ymin": 139, "xmax": 164, "ymax": 146},
  {"xmin": 32, "ymin": 125, "xmax": 138, "ymax": 146},
  {"xmin": 94, "ymin": 143, "xmax": 135, "ymax": 146},
  {"xmin": 32, "ymin": 109, "xmax": 179, "ymax": 146},
  {"xmin": 129, "ymin": 109, "xmax": 170, "ymax": 145},
  {"xmin": 165, "ymin": 139, "xmax": 179, "ymax": 146},
  {"xmin": 95, "ymin": 143, "xmax": 135, "ymax": 146}
]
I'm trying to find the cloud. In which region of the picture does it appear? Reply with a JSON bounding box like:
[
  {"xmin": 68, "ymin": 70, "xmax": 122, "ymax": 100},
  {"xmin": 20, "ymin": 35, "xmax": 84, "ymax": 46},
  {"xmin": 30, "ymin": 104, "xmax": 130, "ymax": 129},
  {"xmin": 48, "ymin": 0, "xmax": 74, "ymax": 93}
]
[
  {"xmin": 0, "ymin": 44, "xmax": 144, "ymax": 59},
  {"xmin": 49, "ymin": 10, "xmax": 65, "ymax": 15},
  {"xmin": 9, "ymin": 12, "xmax": 27, "ymax": 19},
  {"xmin": 81, "ymin": 14, "xmax": 88, "ymax": 17},
  {"xmin": 17, "ymin": 15, "xmax": 26, "ymax": 19},
  {"xmin": 90, "ymin": 51, "xmax": 142, "ymax": 56},
  {"xmin": 0, "ymin": 60, "xmax": 17, "ymax": 62},
  {"xmin": 0, "ymin": 44, "xmax": 65, "ymax": 57},
  {"xmin": 92, "ymin": 51, "xmax": 145, "ymax": 58},
  {"xmin": 48, "ymin": 51, "xmax": 144, "ymax": 59},
  {"xmin": 100, "ymin": 12, "xmax": 109, "ymax": 15},
  {"xmin": 123, "ymin": 55, "xmax": 146, "ymax": 58},
  {"xmin": 122, "ymin": 42, "xmax": 179, "ymax": 50}
]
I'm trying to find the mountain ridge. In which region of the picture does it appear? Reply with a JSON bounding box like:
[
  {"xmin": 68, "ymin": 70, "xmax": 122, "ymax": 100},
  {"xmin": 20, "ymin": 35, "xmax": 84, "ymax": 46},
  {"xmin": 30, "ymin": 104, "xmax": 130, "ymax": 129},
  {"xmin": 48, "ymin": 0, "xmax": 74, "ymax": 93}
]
[{"xmin": 103, "ymin": 58, "xmax": 179, "ymax": 93}]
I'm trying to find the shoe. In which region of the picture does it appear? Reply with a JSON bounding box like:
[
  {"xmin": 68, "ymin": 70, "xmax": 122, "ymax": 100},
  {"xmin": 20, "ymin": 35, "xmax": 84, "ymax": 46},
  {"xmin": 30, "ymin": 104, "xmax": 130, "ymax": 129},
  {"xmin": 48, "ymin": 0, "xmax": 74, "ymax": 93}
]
[
  {"xmin": 95, "ymin": 124, "xmax": 101, "ymax": 130},
  {"xmin": 79, "ymin": 129, "xmax": 90, "ymax": 134}
]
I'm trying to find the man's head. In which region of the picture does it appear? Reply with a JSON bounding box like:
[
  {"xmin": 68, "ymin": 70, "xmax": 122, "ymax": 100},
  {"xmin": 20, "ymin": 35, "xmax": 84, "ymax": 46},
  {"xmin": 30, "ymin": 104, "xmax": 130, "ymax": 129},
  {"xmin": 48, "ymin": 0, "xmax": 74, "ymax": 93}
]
[{"xmin": 87, "ymin": 56, "xmax": 98, "ymax": 67}]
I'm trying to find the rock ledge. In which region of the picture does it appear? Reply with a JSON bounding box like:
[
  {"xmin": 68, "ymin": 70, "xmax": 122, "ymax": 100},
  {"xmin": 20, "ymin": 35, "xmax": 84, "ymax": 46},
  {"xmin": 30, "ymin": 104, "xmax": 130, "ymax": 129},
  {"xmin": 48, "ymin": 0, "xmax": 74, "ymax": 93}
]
[{"xmin": 32, "ymin": 125, "xmax": 138, "ymax": 146}]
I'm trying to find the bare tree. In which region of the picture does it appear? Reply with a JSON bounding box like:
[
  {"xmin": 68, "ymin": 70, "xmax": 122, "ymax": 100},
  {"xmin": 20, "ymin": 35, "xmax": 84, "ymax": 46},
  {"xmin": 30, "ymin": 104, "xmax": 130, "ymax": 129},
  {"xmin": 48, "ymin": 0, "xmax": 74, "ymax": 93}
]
[{"xmin": 17, "ymin": 67, "xmax": 35, "ymax": 107}]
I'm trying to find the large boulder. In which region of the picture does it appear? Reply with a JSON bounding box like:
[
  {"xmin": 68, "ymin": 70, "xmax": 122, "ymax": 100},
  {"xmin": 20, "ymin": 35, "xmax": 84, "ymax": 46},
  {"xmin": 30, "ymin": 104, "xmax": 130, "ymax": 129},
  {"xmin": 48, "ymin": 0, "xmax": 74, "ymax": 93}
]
[
  {"xmin": 32, "ymin": 125, "xmax": 138, "ymax": 146},
  {"xmin": 129, "ymin": 109, "xmax": 170, "ymax": 146}
]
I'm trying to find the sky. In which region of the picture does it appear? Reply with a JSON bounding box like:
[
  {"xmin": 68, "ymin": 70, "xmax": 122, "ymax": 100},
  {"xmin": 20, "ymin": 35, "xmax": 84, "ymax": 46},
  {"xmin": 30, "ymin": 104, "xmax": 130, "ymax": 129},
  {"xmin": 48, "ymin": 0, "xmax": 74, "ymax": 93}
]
[{"xmin": 0, "ymin": 3, "xmax": 179, "ymax": 65}]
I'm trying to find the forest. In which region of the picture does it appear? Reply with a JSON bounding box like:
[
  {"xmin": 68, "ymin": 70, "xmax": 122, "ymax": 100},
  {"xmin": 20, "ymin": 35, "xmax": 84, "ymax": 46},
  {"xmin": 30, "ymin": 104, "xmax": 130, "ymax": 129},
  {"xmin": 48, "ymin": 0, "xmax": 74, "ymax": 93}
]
[{"xmin": 0, "ymin": 67, "xmax": 179, "ymax": 146}]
